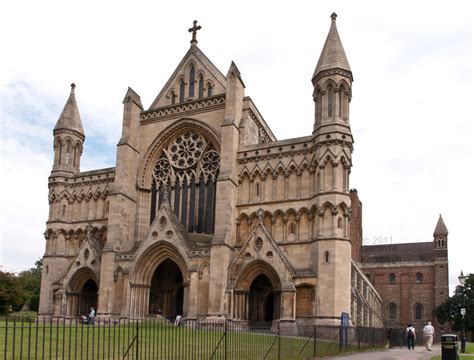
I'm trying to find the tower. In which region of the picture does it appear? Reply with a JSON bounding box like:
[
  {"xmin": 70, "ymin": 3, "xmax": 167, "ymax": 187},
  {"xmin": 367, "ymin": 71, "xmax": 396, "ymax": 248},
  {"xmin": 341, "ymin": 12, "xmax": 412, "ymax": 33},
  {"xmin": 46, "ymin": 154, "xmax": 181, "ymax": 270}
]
[
  {"xmin": 51, "ymin": 83, "xmax": 84, "ymax": 175},
  {"xmin": 312, "ymin": 13, "xmax": 354, "ymax": 324},
  {"xmin": 39, "ymin": 84, "xmax": 85, "ymax": 316},
  {"xmin": 433, "ymin": 214, "xmax": 449, "ymax": 322}
]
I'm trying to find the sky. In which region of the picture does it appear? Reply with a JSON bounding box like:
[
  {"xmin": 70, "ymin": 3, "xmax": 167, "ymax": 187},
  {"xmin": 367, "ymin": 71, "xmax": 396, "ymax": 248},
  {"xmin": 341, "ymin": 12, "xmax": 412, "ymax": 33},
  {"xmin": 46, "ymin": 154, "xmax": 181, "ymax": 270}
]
[{"xmin": 0, "ymin": 0, "xmax": 472, "ymax": 293}]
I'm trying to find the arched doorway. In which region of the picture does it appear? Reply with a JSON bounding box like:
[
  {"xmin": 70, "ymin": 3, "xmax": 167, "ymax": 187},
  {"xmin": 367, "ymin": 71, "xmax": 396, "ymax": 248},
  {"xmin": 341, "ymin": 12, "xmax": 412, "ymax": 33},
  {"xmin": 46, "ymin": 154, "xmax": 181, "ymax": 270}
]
[
  {"xmin": 67, "ymin": 269, "xmax": 98, "ymax": 317},
  {"xmin": 149, "ymin": 259, "xmax": 183, "ymax": 320},
  {"xmin": 233, "ymin": 260, "xmax": 282, "ymax": 324},
  {"xmin": 249, "ymin": 274, "xmax": 275, "ymax": 323},
  {"xmin": 79, "ymin": 279, "xmax": 98, "ymax": 316}
]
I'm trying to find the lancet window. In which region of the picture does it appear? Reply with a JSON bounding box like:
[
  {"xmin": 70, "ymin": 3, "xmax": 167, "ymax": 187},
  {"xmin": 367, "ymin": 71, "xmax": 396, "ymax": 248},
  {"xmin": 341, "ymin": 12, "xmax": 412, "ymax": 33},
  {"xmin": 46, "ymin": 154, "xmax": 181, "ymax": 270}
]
[
  {"xmin": 150, "ymin": 131, "xmax": 220, "ymax": 234},
  {"xmin": 179, "ymin": 80, "xmax": 185, "ymax": 103},
  {"xmin": 170, "ymin": 91, "xmax": 177, "ymax": 105},
  {"xmin": 327, "ymin": 86, "xmax": 333, "ymax": 117},
  {"xmin": 189, "ymin": 65, "xmax": 195, "ymax": 98},
  {"xmin": 198, "ymin": 76, "xmax": 204, "ymax": 99}
]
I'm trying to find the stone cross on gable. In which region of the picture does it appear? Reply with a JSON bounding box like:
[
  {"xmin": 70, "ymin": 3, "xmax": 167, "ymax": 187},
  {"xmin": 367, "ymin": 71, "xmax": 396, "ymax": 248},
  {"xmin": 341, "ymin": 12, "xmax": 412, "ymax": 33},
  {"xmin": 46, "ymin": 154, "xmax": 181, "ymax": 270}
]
[
  {"xmin": 257, "ymin": 208, "xmax": 265, "ymax": 221},
  {"xmin": 188, "ymin": 20, "xmax": 201, "ymax": 44}
]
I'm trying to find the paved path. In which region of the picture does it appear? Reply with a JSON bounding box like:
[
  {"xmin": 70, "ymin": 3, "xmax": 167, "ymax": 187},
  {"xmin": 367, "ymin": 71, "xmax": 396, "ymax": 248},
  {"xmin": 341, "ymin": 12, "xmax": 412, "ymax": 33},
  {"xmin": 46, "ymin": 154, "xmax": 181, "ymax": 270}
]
[{"xmin": 329, "ymin": 344, "xmax": 441, "ymax": 359}]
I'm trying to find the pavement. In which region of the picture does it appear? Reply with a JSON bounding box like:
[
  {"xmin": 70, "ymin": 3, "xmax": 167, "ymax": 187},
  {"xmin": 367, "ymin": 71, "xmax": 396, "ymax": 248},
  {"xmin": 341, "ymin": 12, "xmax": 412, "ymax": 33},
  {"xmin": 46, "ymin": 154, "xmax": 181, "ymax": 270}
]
[{"xmin": 329, "ymin": 345, "xmax": 441, "ymax": 359}]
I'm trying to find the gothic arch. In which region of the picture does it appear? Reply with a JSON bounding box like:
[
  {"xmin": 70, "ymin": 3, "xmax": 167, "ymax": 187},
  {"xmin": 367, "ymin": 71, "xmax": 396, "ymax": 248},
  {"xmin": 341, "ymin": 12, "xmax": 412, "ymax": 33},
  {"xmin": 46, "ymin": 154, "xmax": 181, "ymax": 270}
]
[
  {"xmin": 273, "ymin": 162, "xmax": 286, "ymax": 177},
  {"xmin": 185, "ymin": 60, "xmax": 197, "ymax": 72},
  {"xmin": 139, "ymin": 119, "xmax": 221, "ymax": 188},
  {"xmin": 67, "ymin": 266, "xmax": 99, "ymax": 293},
  {"xmin": 320, "ymin": 152, "xmax": 337, "ymax": 166},
  {"xmin": 321, "ymin": 79, "xmax": 338, "ymax": 90},
  {"xmin": 298, "ymin": 159, "xmax": 311, "ymax": 173},
  {"xmin": 130, "ymin": 241, "xmax": 190, "ymax": 286},
  {"xmin": 287, "ymin": 160, "xmax": 298, "ymax": 173},
  {"xmin": 250, "ymin": 166, "xmax": 263, "ymax": 181},
  {"xmin": 235, "ymin": 260, "xmax": 282, "ymax": 291},
  {"xmin": 262, "ymin": 164, "xmax": 273, "ymax": 178},
  {"xmin": 238, "ymin": 167, "xmax": 251, "ymax": 182}
]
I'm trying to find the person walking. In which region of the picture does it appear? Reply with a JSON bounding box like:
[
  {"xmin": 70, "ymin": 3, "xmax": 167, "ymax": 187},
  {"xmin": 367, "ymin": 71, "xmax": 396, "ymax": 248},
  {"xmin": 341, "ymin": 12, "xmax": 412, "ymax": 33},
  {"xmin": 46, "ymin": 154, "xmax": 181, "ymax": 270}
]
[
  {"xmin": 423, "ymin": 321, "xmax": 435, "ymax": 351},
  {"xmin": 406, "ymin": 323, "xmax": 416, "ymax": 350},
  {"xmin": 87, "ymin": 306, "xmax": 96, "ymax": 325}
]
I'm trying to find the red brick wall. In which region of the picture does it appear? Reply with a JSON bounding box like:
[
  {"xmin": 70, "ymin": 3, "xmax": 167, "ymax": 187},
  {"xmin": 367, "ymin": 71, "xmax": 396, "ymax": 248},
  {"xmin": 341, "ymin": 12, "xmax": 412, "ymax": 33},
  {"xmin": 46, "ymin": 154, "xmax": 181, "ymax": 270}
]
[{"xmin": 361, "ymin": 264, "xmax": 442, "ymax": 329}]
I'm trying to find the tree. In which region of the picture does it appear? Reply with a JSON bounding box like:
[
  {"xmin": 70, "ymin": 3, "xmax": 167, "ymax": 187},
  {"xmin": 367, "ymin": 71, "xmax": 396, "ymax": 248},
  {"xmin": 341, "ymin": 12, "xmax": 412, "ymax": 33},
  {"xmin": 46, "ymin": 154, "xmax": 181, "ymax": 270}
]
[
  {"xmin": 0, "ymin": 271, "xmax": 27, "ymax": 314},
  {"xmin": 435, "ymin": 273, "xmax": 474, "ymax": 333},
  {"xmin": 16, "ymin": 259, "xmax": 43, "ymax": 312},
  {"xmin": 0, "ymin": 259, "xmax": 43, "ymax": 314}
]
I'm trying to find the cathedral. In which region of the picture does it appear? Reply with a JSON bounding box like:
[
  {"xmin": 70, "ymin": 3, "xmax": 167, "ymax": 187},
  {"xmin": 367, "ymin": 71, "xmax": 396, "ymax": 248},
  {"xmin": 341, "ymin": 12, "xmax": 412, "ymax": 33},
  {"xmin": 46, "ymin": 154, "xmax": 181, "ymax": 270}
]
[{"xmin": 39, "ymin": 14, "xmax": 394, "ymax": 332}]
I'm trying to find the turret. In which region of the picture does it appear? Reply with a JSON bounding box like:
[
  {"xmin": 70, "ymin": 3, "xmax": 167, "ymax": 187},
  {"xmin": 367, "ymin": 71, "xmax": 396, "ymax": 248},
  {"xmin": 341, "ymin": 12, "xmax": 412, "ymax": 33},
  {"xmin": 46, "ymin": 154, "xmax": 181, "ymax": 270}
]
[
  {"xmin": 311, "ymin": 13, "xmax": 355, "ymax": 325},
  {"xmin": 51, "ymin": 83, "xmax": 85, "ymax": 175},
  {"xmin": 312, "ymin": 13, "xmax": 353, "ymax": 138},
  {"xmin": 434, "ymin": 214, "xmax": 448, "ymax": 249}
]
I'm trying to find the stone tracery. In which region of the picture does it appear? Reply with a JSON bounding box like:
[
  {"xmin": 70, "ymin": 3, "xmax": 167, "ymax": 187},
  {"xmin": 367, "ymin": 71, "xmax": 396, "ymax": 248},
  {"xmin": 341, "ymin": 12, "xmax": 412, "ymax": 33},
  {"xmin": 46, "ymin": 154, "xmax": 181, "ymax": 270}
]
[{"xmin": 150, "ymin": 130, "xmax": 220, "ymax": 234}]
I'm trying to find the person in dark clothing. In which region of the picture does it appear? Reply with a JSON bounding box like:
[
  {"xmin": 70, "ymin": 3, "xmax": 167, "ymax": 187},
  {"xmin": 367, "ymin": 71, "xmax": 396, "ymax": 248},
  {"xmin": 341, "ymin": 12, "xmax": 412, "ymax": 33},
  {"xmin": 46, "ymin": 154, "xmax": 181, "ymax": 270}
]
[{"xmin": 406, "ymin": 323, "xmax": 416, "ymax": 350}]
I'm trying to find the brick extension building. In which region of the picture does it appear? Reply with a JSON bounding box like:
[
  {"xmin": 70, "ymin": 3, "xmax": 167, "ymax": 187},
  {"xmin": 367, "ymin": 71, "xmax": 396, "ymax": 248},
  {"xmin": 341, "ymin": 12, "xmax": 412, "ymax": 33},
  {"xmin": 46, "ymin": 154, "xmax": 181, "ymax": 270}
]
[{"xmin": 350, "ymin": 190, "xmax": 449, "ymax": 332}]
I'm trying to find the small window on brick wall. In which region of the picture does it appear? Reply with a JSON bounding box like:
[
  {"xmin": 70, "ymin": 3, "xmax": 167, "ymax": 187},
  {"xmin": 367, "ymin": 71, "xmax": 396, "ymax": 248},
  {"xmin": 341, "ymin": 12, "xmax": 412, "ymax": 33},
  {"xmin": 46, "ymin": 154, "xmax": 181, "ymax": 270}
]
[
  {"xmin": 389, "ymin": 273, "xmax": 396, "ymax": 284},
  {"xmin": 324, "ymin": 251, "xmax": 330, "ymax": 263},
  {"xmin": 388, "ymin": 303, "xmax": 397, "ymax": 320},
  {"xmin": 415, "ymin": 303, "xmax": 423, "ymax": 320},
  {"xmin": 416, "ymin": 272, "xmax": 423, "ymax": 284}
]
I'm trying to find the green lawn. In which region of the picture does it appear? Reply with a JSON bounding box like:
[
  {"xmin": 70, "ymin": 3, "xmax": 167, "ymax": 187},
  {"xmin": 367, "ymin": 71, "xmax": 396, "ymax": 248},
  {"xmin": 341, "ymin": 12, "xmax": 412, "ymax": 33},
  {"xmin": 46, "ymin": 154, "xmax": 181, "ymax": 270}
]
[{"xmin": 0, "ymin": 319, "xmax": 385, "ymax": 359}]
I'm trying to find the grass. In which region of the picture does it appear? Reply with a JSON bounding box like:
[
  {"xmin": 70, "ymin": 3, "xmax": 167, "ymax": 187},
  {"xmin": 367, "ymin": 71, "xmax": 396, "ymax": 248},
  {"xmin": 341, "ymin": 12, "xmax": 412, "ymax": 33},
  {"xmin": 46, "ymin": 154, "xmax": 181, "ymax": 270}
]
[{"xmin": 0, "ymin": 318, "xmax": 385, "ymax": 359}]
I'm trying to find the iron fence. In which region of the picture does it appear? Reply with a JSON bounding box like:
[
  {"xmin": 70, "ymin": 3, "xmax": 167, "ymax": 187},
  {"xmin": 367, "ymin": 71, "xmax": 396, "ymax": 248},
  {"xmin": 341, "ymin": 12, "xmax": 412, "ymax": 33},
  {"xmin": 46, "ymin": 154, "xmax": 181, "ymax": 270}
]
[{"xmin": 1, "ymin": 316, "xmax": 388, "ymax": 359}]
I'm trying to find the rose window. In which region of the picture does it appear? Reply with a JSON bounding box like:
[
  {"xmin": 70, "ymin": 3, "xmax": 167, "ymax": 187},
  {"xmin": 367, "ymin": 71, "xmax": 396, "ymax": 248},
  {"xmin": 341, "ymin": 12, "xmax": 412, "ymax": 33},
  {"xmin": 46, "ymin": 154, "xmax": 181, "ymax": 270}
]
[
  {"xmin": 169, "ymin": 132, "xmax": 205, "ymax": 169},
  {"xmin": 151, "ymin": 130, "xmax": 219, "ymax": 235}
]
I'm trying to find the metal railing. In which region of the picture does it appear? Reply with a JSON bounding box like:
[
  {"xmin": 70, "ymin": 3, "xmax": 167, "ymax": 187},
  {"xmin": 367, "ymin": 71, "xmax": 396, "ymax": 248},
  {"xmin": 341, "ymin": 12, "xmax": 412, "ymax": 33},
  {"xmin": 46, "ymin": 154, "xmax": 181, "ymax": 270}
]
[{"xmin": 0, "ymin": 316, "xmax": 388, "ymax": 359}]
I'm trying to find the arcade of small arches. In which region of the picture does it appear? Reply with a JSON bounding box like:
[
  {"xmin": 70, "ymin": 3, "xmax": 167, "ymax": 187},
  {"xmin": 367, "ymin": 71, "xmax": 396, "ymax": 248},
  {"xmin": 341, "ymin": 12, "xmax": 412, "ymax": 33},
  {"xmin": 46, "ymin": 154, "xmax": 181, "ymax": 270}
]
[
  {"xmin": 166, "ymin": 62, "xmax": 215, "ymax": 105},
  {"xmin": 236, "ymin": 204, "xmax": 350, "ymax": 244},
  {"xmin": 314, "ymin": 79, "xmax": 352, "ymax": 122},
  {"xmin": 48, "ymin": 188, "xmax": 110, "ymax": 223},
  {"xmin": 53, "ymin": 135, "xmax": 83, "ymax": 168},
  {"xmin": 238, "ymin": 156, "xmax": 351, "ymax": 205},
  {"xmin": 43, "ymin": 226, "xmax": 107, "ymax": 257}
]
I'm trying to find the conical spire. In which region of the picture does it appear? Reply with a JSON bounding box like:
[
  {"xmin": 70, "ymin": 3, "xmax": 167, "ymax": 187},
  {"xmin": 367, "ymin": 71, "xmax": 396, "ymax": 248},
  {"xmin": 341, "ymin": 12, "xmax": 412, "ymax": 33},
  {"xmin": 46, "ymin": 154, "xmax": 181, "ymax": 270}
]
[
  {"xmin": 313, "ymin": 13, "xmax": 352, "ymax": 81},
  {"xmin": 433, "ymin": 214, "xmax": 449, "ymax": 236},
  {"xmin": 54, "ymin": 83, "xmax": 84, "ymax": 136}
]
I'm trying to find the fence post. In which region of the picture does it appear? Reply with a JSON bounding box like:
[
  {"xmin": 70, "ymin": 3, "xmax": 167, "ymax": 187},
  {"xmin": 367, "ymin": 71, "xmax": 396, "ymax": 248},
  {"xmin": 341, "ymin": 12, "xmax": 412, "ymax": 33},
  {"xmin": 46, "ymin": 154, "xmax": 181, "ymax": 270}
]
[
  {"xmin": 313, "ymin": 326, "xmax": 317, "ymax": 357},
  {"xmin": 338, "ymin": 325, "xmax": 342, "ymax": 354},
  {"xmin": 278, "ymin": 322, "xmax": 281, "ymax": 360},
  {"xmin": 224, "ymin": 321, "xmax": 227, "ymax": 360},
  {"xmin": 357, "ymin": 327, "xmax": 360, "ymax": 350},
  {"xmin": 136, "ymin": 320, "xmax": 139, "ymax": 360}
]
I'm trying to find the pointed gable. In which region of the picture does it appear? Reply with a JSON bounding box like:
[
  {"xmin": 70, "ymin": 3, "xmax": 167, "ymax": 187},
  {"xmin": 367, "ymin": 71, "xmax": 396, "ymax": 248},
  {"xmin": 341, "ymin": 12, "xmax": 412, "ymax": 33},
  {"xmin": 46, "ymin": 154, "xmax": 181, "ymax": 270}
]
[
  {"xmin": 313, "ymin": 13, "xmax": 352, "ymax": 81},
  {"xmin": 54, "ymin": 83, "xmax": 84, "ymax": 136},
  {"xmin": 228, "ymin": 209, "xmax": 295, "ymax": 288},
  {"xmin": 149, "ymin": 45, "xmax": 226, "ymax": 109},
  {"xmin": 133, "ymin": 202, "xmax": 197, "ymax": 263}
]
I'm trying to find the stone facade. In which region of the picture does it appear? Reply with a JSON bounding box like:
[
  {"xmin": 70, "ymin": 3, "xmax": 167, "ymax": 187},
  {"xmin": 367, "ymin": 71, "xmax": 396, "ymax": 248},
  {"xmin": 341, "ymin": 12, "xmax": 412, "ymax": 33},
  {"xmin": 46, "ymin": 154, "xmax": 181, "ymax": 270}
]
[
  {"xmin": 350, "ymin": 191, "xmax": 450, "ymax": 331},
  {"xmin": 38, "ymin": 15, "xmax": 382, "ymax": 330}
]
